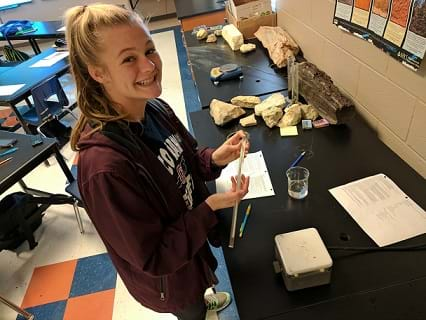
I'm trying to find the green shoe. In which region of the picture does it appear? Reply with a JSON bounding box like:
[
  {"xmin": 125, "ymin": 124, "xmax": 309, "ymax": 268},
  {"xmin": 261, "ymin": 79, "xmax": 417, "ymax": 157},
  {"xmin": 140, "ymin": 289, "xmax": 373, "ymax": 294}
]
[{"xmin": 204, "ymin": 292, "xmax": 231, "ymax": 312}]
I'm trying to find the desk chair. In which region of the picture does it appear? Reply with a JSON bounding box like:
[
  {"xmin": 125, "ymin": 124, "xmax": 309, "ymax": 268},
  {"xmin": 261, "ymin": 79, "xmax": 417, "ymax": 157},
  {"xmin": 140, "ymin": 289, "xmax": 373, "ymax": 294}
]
[
  {"xmin": 20, "ymin": 76, "xmax": 77, "ymax": 136},
  {"xmin": 0, "ymin": 295, "xmax": 34, "ymax": 320},
  {"xmin": 65, "ymin": 179, "xmax": 85, "ymax": 234}
]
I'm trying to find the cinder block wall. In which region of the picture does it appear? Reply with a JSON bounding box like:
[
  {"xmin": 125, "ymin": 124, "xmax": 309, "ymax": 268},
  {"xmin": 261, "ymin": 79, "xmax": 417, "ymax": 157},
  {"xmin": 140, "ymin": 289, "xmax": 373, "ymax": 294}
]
[{"xmin": 277, "ymin": 0, "xmax": 426, "ymax": 178}]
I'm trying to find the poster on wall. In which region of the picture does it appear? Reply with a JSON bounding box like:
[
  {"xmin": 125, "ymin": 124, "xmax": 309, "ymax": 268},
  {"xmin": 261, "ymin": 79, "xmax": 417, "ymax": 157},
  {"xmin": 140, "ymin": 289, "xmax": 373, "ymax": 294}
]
[{"xmin": 333, "ymin": 0, "xmax": 426, "ymax": 71}]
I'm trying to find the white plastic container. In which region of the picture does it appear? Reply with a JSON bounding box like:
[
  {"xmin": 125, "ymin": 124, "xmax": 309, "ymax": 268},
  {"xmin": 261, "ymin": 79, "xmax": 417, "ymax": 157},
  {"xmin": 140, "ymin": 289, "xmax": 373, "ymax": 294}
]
[{"xmin": 273, "ymin": 228, "xmax": 333, "ymax": 291}]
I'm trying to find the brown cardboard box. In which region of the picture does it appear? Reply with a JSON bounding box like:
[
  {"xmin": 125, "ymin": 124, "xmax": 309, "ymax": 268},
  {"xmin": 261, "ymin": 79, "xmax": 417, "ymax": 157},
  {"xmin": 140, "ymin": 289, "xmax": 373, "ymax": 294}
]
[
  {"xmin": 226, "ymin": 3, "xmax": 277, "ymax": 39},
  {"xmin": 229, "ymin": 0, "xmax": 272, "ymax": 20}
]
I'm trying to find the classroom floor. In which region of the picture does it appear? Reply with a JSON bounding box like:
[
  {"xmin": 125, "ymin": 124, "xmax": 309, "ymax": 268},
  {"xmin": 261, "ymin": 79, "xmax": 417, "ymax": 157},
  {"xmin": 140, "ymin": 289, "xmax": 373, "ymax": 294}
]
[{"xmin": 0, "ymin": 18, "xmax": 238, "ymax": 320}]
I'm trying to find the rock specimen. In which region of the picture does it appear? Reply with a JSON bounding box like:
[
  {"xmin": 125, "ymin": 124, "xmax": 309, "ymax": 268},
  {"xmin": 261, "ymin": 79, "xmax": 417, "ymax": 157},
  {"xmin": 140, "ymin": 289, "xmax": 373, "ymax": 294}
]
[
  {"xmin": 300, "ymin": 104, "xmax": 319, "ymax": 121},
  {"xmin": 254, "ymin": 26, "xmax": 299, "ymax": 68},
  {"xmin": 214, "ymin": 29, "xmax": 222, "ymax": 37},
  {"xmin": 286, "ymin": 103, "xmax": 319, "ymax": 121},
  {"xmin": 231, "ymin": 96, "xmax": 261, "ymax": 108},
  {"xmin": 278, "ymin": 107, "xmax": 302, "ymax": 127},
  {"xmin": 210, "ymin": 99, "xmax": 245, "ymax": 126},
  {"xmin": 262, "ymin": 107, "xmax": 283, "ymax": 128},
  {"xmin": 239, "ymin": 114, "xmax": 257, "ymax": 127},
  {"xmin": 240, "ymin": 43, "xmax": 256, "ymax": 53},
  {"xmin": 254, "ymin": 93, "xmax": 286, "ymax": 116},
  {"xmin": 196, "ymin": 29, "xmax": 208, "ymax": 40},
  {"xmin": 206, "ymin": 34, "xmax": 217, "ymax": 43},
  {"xmin": 222, "ymin": 24, "xmax": 244, "ymax": 51},
  {"xmin": 298, "ymin": 62, "xmax": 354, "ymax": 124}
]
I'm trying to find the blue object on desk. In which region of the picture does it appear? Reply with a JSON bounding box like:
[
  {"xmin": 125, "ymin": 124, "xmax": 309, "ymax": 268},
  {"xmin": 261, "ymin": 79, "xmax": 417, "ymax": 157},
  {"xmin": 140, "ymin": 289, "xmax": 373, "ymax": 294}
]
[
  {"xmin": 210, "ymin": 63, "xmax": 243, "ymax": 86},
  {"xmin": 289, "ymin": 151, "xmax": 306, "ymax": 168},
  {"xmin": 0, "ymin": 147, "xmax": 18, "ymax": 157},
  {"xmin": 239, "ymin": 204, "xmax": 252, "ymax": 238}
]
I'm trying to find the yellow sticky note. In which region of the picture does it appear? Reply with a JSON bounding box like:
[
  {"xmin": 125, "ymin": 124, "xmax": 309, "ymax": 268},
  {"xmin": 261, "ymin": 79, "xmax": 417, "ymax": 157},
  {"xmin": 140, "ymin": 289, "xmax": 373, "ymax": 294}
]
[{"xmin": 280, "ymin": 126, "xmax": 298, "ymax": 137}]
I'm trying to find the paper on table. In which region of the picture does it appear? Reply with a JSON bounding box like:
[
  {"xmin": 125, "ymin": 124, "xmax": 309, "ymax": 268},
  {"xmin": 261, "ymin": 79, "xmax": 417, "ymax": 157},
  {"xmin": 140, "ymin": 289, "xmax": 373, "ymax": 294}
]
[
  {"xmin": 329, "ymin": 174, "xmax": 426, "ymax": 247},
  {"xmin": 280, "ymin": 126, "xmax": 298, "ymax": 136},
  {"xmin": 30, "ymin": 52, "xmax": 69, "ymax": 68},
  {"xmin": 216, "ymin": 151, "xmax": 275, "ymax": 199},
  {"xmin": 0, "ymin": 84, "xmax": 25, "ymax": 96}
]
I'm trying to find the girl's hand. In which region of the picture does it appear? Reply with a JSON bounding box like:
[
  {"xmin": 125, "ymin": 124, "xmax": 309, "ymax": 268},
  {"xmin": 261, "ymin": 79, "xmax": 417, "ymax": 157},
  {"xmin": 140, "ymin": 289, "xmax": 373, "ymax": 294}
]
[
  {"xmin": 211, "ymin": 130, "xmax": 250, "ymax": 167},
  {"xmin": 205, "ymin": 175, "xmax": 250, "ymax": 211}
]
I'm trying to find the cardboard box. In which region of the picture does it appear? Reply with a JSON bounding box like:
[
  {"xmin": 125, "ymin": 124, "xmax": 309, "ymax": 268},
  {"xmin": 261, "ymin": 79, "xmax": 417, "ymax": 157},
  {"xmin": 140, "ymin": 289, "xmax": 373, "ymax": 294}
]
[
  {"xmin": 226, "ymin": 3, "xmax": 277, "ymax": 39},
  {"xmin": 229, "ymin": 0, "xmax": 272, "ymax": 20}
]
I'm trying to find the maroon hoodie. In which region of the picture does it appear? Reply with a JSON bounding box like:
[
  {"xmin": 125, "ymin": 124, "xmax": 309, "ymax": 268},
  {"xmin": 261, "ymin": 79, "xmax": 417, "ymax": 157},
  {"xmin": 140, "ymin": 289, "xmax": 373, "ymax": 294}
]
[{"xmin": 77, "ymin": 99, "xmax": 223, "ymax": 313}]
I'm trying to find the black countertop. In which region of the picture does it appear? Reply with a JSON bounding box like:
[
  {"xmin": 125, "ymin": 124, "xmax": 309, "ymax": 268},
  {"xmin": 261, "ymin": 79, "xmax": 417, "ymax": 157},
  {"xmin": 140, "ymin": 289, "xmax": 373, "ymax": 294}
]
[
  {"xmin": 175, "ymin": 0, "xmax": 226, "ymax": 19},
  {"xmin": 184, "ymin": 30, "xmax": 288, "ymax": 108}
]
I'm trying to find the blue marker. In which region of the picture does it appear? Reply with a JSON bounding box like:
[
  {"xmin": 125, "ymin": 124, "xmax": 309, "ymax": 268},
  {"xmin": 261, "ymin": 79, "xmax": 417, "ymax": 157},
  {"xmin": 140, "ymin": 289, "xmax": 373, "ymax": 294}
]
[
  {"xmin": 289, "ymin": 151, "xmax": 306, "ymax": 168},
  {"xmin": 0, "ymin": 147, "xmax": 18, "ymax": 157}
]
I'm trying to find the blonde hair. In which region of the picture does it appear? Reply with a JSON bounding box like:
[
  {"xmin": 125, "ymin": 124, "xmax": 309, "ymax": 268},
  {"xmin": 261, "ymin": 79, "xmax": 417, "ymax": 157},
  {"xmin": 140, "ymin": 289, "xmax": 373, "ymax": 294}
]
[{"xmin": 64, "ymin": 4, "xmax": 144, "ymax": 150}]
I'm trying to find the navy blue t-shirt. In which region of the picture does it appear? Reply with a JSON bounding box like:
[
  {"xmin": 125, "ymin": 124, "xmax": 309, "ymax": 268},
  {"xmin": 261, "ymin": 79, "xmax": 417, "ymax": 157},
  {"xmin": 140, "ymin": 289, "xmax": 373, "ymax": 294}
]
[{"xmin": 128, "ymin": 108, "xmax": 195, "ymax": 210}]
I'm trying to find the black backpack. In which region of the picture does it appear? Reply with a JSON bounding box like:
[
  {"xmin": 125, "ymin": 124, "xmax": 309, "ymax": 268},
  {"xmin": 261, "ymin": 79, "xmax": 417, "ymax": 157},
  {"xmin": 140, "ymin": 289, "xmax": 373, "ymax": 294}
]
[{"xmin": 0, "ymin": 192, "xmax": 72, "ymax": 250}]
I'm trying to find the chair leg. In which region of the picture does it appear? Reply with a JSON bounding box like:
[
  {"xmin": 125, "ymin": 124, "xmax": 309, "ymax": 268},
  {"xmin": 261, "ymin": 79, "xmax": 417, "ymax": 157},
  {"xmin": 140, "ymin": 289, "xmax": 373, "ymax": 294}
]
[
  {"xmin": 72, "ymin": 199, "xmax": 85, "ymax": 234},
  {"xmin": 64, "ymin": 108, "xmax": 78, "ymax": 120},
  {"xmin": 0, "ymin": 295, "xmax": 34, "ymax": 320}
]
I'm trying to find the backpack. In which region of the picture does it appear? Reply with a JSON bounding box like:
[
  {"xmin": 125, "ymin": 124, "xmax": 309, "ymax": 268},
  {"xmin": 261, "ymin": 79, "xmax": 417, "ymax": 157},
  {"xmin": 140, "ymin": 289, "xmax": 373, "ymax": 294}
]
[
  {"xmin": 38, "ymin": 118, "xmax": 72, "ymax": 148},
  {"xmin": 0, "ymin": 192, "xmax": 72, "ymax": 251},
  {"xmin": 0, "ymin": 20, "xmax": 34, "ymax": 62},
  {"xmin": 2, "ymin": 45, "xmax": 30, "ymax": 62}
]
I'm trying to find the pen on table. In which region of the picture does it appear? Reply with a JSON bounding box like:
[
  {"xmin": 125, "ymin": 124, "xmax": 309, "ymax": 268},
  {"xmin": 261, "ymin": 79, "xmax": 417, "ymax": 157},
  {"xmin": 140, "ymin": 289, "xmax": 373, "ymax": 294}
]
[
  {"xmin": 0, "ymin": 157, "xmax": 13, "ymax": 166},
  {"xmin": 239, "ymin": 204, "xmax": 252, "ymax": 238},
  {"xmin": 289, "ymin": 151, "xmax": 306, "ymax": 168},
  {"xmin": 0, "ymin": 147, "xmax": 18, "ymax": 157}
]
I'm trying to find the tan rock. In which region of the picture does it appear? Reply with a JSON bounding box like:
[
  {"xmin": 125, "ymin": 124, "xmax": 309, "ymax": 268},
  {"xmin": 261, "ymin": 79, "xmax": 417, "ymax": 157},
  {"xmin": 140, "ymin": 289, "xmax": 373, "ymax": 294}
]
[
  {"xmin": 285, "ymin": 103, "xmax": 302, "ymax": 113},
  {"xmin": 286, "ymin": 103, "xmax": 319, "ymax": 121},
  {"xmin": 239, "ymin": 114, "xmax": 257, "ymax": 127},
  {"xmin": 231, "ymin": 96, "xmax": 261, "ymax": 108},
  {"xmin": 240, "ymin": 43, "xmax": 256, "ymax": 53},
  {"xmin": 278, "ymin": 107, "xmax": 302, "ymax": 127},
  {"xmin": 254, "ymin": 26, "xmax": 299, "ymax": 68},
  {"xmin": 300, "ymin": 104, "xmax": 319, "ymax": 120},
  {"xmin": 210, "ymin": 99, "xmax": 246, "ymax": 126},
  {"xmin": 196, "ymin": 29, "xmax": 208, "ymax": 40},
  {"xmin": 254, "ymin": 93, "xmax": 286, "ymax": 116},
  {"xmin": 214, "ymin": 29, "xmax": 222, "ymax": 37},
  {"xmin": 262, "ymin": 107, "xmax": 283, "ymax": 128},
  {"xmin": 206, "ymin": 34, "xmax": 217, "ymax": 43}
]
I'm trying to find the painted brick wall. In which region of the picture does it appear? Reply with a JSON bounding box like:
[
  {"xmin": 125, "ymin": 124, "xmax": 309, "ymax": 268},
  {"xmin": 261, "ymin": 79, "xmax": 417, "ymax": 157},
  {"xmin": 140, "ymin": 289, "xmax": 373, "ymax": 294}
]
[{"xmin": 277, "ymin": 0, "xmax": 426, "ymax": 178}]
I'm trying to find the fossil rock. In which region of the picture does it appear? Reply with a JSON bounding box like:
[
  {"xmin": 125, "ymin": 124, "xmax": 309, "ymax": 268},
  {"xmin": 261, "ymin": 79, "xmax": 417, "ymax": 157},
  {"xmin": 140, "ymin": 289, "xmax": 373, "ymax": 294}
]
[
  {"xmin": 231, "ymin": 96, "xmax": 261, "ymax": 108},
  {"xmin": 239, "ymin": 114, "xmax": 257, "ymax": 127},
  {"xmin": 254, "ymin": 93, "xmax": 286, "ymax": 116},
  {"xmin": 240, "ymin": 43, "xmax": 256, "ymax": 53},
  {"xmin": 298, "ymin": 62, "xmax": 354, "ymax": 124},
  {"xmin": 262, "ymin": 107, "xmax": 283, "ymax": 128},
  {"xmin": 196, "ymin": 29, "xmax": 208, "ymax": 40},
  {"xmin": 210, "ymin": 99, "xmax": 246, "ymax": 126},
  {"xmin": 206, "ymin": 34, "xmax": 217, "ymax": 43},
  {"xmin": 254, "ymin": 26, "xmax": 299, "ymax": 68},
  {"xmin": 278, "ymin": 107, "xmax": 302, "ymax": 127}
]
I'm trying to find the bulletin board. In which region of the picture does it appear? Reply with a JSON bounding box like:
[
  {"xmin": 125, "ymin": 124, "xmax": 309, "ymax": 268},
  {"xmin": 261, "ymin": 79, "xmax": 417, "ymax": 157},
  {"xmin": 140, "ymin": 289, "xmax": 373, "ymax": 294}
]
[{"xmin": 333, "ymin": 0, "xmax": 426, "ymax": 71}]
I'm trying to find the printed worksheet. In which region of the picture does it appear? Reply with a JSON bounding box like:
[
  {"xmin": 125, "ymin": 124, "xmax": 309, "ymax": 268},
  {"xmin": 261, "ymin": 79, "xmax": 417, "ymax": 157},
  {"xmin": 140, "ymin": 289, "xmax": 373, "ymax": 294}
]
[
  {"xmin": 329, "ymin": 173, "xmax": 426, "ymax": 247},
  {"xmin": 215, "ymin": 151, "xmax": 275, "ymax": 200}
]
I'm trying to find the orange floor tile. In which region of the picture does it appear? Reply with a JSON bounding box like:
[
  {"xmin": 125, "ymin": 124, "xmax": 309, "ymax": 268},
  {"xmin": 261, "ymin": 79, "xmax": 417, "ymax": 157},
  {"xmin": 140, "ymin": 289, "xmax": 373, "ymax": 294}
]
[
  {"xmin": 21, "ymin": 259, "xmax": 77, "ymax": 308},
  {"xmin": 63, "ymin": 289, "xmax": 115, "ymax": 320}
]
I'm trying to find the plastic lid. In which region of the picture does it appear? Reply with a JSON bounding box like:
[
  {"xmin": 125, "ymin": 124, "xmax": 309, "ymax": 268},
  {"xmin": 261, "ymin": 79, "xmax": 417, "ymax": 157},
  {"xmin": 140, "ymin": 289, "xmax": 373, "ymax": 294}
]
[{"xmin": 275, "ymin": 228, "xmax": 333, "ymax": 276}]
